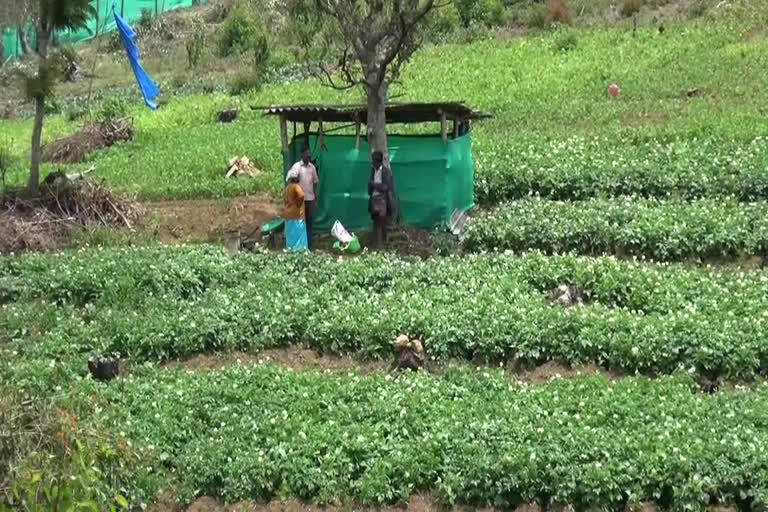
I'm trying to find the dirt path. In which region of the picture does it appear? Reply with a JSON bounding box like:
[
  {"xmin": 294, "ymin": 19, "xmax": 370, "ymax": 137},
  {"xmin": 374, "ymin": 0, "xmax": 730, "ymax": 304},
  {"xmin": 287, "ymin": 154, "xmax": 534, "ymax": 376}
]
[
  {"xmin": 162, "ymin": 346, "xmax": 623, "ymax": 385},
  {"xmin": 143, "ymin": 196, "xmax": 280, "ymax": 244},
  {"xmin": 171, "ymin": 496, "xmax": 739, "ymax": 512}
]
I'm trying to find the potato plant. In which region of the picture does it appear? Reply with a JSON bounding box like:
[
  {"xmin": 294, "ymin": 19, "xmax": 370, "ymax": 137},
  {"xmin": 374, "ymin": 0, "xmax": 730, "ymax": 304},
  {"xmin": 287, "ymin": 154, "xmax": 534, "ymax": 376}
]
[
  {"xmin": 99, "ymin": 365, "xmax": 768, "ymax": 510},
  {"xmin": 3, "ymin": 247, "xmax": 768, "ymax": 396},
  {"xmin": 462, "ymin": 197, "xmax": 768, "ymax": 260}
]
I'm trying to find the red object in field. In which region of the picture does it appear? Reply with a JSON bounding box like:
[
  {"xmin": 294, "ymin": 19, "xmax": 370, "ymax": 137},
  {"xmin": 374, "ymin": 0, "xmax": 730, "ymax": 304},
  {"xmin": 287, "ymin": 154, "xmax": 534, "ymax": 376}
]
[{"xmin": 608, "ymin": 83, "xmax": 620, "ymax": 98}]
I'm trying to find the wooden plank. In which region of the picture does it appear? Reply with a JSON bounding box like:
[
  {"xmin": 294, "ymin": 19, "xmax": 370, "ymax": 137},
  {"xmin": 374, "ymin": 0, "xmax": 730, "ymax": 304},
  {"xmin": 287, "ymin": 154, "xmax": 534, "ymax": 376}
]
[
  {"xmin": 354, "ymin": 116, "xmax": 361, "ymax": 149},
  {"xmin": 279, "ymin": 115, "xmax": 289, "ymax": 152}
]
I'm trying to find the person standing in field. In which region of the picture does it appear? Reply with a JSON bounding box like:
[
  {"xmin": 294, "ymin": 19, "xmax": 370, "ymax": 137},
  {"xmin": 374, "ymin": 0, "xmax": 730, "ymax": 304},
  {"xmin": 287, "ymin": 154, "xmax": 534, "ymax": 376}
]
[
  {"xmin": 367, "ymin": 150, "xmax": 396, "ymax": 250},
  {"xmin": 282, "ymin": 168, "xmax": 308, "ymax": 251},
  {"xmin": 288, "ymin": 147, "xmax": 318, "ymax": 250}
]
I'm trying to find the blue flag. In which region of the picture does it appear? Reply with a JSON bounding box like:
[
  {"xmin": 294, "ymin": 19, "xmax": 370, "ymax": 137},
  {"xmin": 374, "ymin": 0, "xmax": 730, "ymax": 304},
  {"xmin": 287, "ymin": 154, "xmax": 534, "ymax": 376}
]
[{"xmin": 113, "ymin": 6, "xmax": 159, "ymax": 110}]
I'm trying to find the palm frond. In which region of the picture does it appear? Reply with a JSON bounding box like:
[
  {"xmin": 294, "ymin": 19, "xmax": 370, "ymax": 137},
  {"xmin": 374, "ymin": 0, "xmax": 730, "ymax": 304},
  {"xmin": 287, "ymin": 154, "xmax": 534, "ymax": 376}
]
[{"xmin": 41, "ymin": 0, "xmax": 97, "ymax": 32}]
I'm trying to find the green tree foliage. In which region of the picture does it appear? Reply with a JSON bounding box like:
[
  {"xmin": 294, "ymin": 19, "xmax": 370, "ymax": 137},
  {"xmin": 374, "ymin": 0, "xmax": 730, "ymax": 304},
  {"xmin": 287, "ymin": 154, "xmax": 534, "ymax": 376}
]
[{"xmin": 25, "ymin": 0, "xmax": 95, "ymax": 196}]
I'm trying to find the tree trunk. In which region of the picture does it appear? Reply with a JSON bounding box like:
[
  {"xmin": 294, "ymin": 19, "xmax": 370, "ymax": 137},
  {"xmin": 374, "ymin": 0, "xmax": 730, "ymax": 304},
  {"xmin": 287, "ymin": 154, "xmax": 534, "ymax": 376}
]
[
  {"xmin": 17, "ymin": 23, "xmax": 30, "ymax": 55},
  {"xmin": 365, "ymin": 77, "xmax": 389, "ymax": 162},
  {"xmin": 29, "ymin": 29, "xmax": 50, "ymax": 197}
]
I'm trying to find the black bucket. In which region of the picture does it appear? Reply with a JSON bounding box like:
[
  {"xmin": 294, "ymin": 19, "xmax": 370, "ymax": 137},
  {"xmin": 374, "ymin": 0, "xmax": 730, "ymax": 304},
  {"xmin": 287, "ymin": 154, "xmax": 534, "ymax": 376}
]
[{"xmin": 88, "ymin": 357, "xmax": 120, "ymax": 381}]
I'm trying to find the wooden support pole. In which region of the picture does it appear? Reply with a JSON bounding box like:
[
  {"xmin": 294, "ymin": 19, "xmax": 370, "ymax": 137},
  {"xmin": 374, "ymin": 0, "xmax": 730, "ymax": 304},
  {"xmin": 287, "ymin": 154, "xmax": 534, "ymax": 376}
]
[
  {"xmin": 354, "ymin": 116, "xmax": 361, "ymax": 150},
  {"xmin": 453, "ymin": 118, "xmax": 459, "ymax": 138},
  {"xmin": 95, "ymin": 0, "xmax": 101, "ymax": 36},
  {"xmin": 303, "ymin": 121, "xmax": 311, "ymax": 148},
  {"xmin": 121, "ymin": 0, "xmax": 125, "ymax": 17},
  {"xmin": 279, "ymin": 115, "xmax": 288, "ymax": 153},
  {"xmin": 318, "ymin": 118, "xmax": 325, "ymax": 150},
  {"xmin": 440, "ymin": 111, "xmax": 447, "ymax": 143}
]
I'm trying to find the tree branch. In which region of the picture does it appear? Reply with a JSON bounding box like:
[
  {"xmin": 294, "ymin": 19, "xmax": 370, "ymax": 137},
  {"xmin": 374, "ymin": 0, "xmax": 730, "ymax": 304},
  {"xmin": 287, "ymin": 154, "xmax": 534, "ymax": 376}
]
[{"xmin": 312, "ymin": 62, "xmax": 359, "ymax": 90}]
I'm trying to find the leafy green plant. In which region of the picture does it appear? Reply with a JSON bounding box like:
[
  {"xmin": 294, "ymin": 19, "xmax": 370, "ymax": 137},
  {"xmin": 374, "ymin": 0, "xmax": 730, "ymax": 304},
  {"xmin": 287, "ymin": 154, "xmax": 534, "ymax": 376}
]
[
  {"xmin": 0, "ymin": 395, "xmax": 136, "ymax": 512},
  {"xmin": 96, "ymin": 95, "xmax": 130, "ymax": 122},
  {"xmin": 216, "ymin": 4, "xmax": 269, "ymax": 58},
  {"xmin": 4, "ymin": 246, "xmax": 768, "ymax": 380},
  {"xmin": 185, "ymin": 29, "xmax": 207, "ymax": 69},
  {"xmin": 454, "ymin": 0, "xmax": 505, "ymax": 27},
  {"xmin": 462, "ymin": 197, "xmax": 768, "ymax": 261},
  {"xmin": 0, "ymin": 137, "xmax": 15, "ymax": 200},
  {"xmin": 553, "ymin": 31, "xmax": 578, "ymax": 51},
  {"xmin": 229, "ymin": 71, "xmax": 263, "ymax": 95},
  {"xmin": 105, "ymin": 364, "xmax": 768, "ymax": 509}
]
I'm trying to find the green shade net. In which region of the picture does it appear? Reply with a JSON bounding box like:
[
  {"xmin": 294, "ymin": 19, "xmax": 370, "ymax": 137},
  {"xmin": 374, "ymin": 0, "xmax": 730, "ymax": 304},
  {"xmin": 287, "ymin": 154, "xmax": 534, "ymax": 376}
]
[
  {"xmin": 283, "ymin": 133, "xmax": 475, "ymax": 233},
  {"xmin": 3, "ymin": 0, "xmax": 211, "ymax": 62}
]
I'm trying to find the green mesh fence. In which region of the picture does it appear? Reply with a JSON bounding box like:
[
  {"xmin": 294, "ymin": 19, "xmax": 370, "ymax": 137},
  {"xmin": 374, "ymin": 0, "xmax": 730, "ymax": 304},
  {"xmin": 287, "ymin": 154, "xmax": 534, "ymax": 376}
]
[
  {"xmin": 3, "ymin": 0, "xmax": 211, "ymax": 62},
  {"xmin": 283, "ymin": 133, "xmax": 475, "ymax": 233}
]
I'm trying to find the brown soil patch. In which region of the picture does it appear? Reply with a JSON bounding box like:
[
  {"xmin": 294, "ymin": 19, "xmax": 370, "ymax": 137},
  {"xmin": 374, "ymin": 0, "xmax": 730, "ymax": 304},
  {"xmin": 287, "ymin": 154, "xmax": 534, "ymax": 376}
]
[
  {"xmin": 185, "ymin": 495, "xmax": 502, "ymax": 512},
  {"xmin": 258, "ymin": 348, "xmax": 389, "ymax": 374},
  {"xmin": 165, "ymin": 348, "xmax": 626, "ymax": 386},
  {"xmin": 515, "ymin": 361, "xmax": 611, "ymax": 384},
  {"xmin": 144, "ymin": 196, "xmax": 279, "ymax": 244},
  {"xmin": 743, "ymin": 28, "xmax": 765, "ymax": 42},
  {"xmin": 164, "ymin": 347, "xmax": 389, "ymax": 374}
]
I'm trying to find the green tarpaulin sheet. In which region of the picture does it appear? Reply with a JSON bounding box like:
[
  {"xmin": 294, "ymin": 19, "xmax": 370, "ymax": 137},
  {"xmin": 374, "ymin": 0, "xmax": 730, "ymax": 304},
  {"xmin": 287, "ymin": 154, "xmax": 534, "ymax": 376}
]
[
  {"xmin": 283, "ymin": 133, "xmax": 475, "ymax": 233},
  {"xmin": 3, "ymin": 0, "xmax": 210, "ymax": 62}
]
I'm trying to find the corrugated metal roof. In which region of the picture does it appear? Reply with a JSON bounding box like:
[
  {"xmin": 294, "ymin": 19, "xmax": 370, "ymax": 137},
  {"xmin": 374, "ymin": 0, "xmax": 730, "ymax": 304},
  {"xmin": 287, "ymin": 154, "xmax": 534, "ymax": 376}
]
[{"xmin": 251, "ymin": 102, "xmax": 491, "ymax": 124}]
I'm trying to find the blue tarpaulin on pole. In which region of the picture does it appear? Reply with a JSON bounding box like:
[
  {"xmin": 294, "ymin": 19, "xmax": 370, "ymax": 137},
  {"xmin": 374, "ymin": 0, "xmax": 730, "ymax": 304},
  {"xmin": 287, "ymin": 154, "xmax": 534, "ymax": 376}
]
[{"xmin": 113, "ymin": 5, "xmax": 159, "ymax": 110}]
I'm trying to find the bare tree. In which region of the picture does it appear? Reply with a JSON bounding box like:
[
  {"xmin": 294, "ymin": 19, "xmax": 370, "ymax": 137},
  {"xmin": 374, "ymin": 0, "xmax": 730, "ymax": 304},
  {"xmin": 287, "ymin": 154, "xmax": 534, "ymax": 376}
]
[
  {"xmin": 286, "ymin": 0, "xmax": 441, "ymax": 161},
  {"xmin": 24, "ymin": 0, "xmax": 94, "ymax": 196}
]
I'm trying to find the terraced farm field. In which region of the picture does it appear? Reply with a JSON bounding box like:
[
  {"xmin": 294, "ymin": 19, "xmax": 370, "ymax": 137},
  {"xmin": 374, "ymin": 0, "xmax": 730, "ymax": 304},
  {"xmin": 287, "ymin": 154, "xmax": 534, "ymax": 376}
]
[
  {"xmin": 2, "ymin": 246, "xmax": 768, "ymax": 510},
  {"xmin": 2, "ymin": 0, "xmax": 768, "ymax": 510}
]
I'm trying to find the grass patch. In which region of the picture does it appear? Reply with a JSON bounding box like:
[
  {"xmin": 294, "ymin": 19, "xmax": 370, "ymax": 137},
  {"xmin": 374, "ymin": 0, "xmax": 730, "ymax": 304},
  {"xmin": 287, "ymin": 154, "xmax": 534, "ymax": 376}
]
[{"xmin": 2, "ymin": 5, "xmax": 768, "ymax": 201}]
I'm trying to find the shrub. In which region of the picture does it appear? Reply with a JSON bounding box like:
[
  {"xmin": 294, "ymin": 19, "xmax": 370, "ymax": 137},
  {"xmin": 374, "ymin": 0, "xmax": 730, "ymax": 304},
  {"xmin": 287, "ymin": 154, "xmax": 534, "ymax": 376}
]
[
  {"xmin": 548, "ymin": 0, "xmax": 573, "ymax": 25},
  {"xmin": 688, "ymin": 2, "xmax": 708, "ymax": 18},
  {"xmin": 229, "ymin": 71, "xmax": 262, "ymax": 95},
  {"xmin": 454, "ymin": 0, "xmax": 505, "ymax": 27},
  {"xmin": 528, "ymin": 0, "xmax": 572, "ymax": 29},
  {"xmin": 97, "ymin": 95, "xmax": 130, "ymax": 121},
  {"xmin": 426, "ymin": 3, "xmax": 463, "ymax": 37},
  {"xmin": 137, "ymin": 8, "xmax": 154, "ymax": 35},
  {"xmin": 620, "ymin": 0, "xmax": 644, "ymax": 18},
  {"xmin": 216, "ymin": 4, "xmax": 269, "ymax": 58},
  {"xmin": 553, "ymin": 31, "xmax": 578, "ymax": 51},
  {"xmin": 186, "ymin": 29, "xmax": 206, "ymax": 68},
  {"xmin": 66, "ymin": 104, "xmax": 90, "ymax": 122},
  {"xmin": 527, "ymin": 4, "xmax": 552, "ymax": 29},
  {"xmin": 205, "ymin": 0, "xmax": 234, "ymax": 23}
]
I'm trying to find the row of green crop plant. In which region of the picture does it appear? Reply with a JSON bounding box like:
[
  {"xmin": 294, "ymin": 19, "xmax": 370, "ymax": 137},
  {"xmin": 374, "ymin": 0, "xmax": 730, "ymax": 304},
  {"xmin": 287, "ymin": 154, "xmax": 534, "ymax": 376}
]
[
  {"xmin": 95, "ymin": 365, "xmax": 768, "ymax": 510},
  {"xmin": 5, "ymin": 247, "xmax": 768, "ymax": 314},
  {"xmin": 474, "ymin": 135, "xmax": 768, "ymax": 204},
  {"xmin": 3, "ymin": 247, "xmax": 768, "ymax": 391},
  {"xmin": 461, "ymin": 197, "xmax": 768, "ymax": 261}
]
